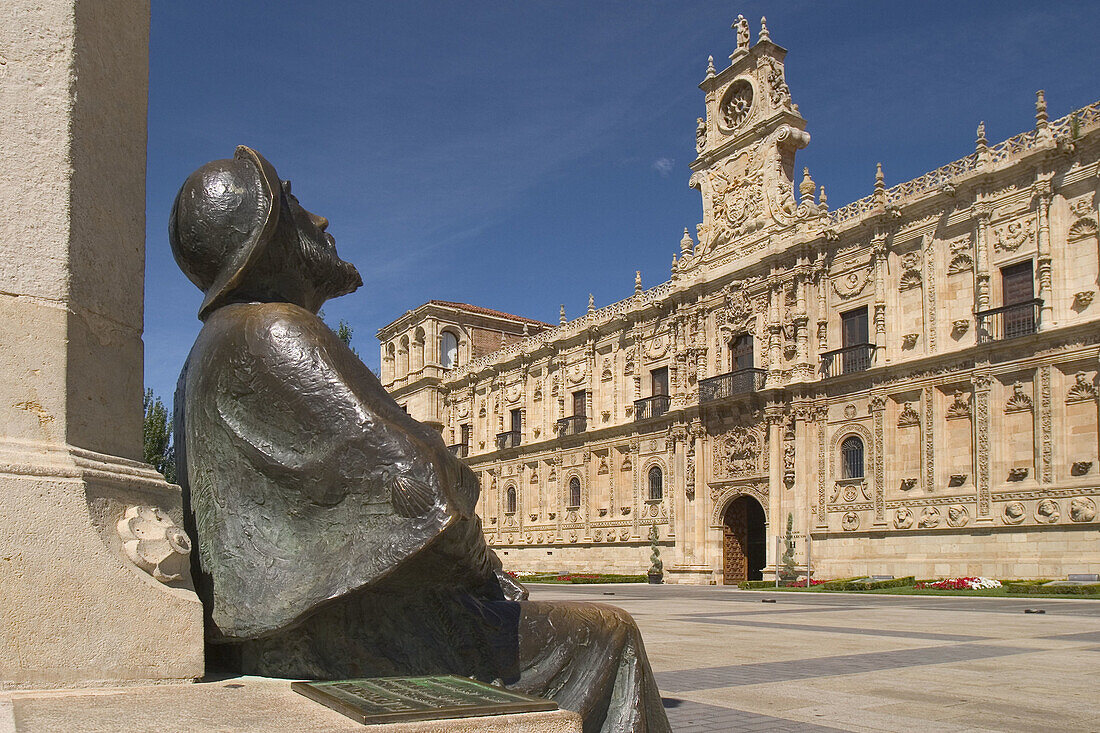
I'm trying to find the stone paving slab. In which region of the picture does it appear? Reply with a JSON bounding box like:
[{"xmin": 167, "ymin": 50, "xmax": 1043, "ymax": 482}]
[
  {"xmin": 532, "ymin": 584, "xmax": 1100, "ymax": 731},
  {"xmin": 680, "ymin": 615, "xmax": 988, "ymax": 642}
]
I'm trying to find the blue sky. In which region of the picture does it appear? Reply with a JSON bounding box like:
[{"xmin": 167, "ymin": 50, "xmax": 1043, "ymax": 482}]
[{"xmin": 144, "ymin": 2, "xmax": 1100, "ymax": 403}]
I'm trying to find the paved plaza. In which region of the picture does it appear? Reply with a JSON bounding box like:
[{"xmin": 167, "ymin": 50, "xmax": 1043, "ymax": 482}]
[
  {"xmin": 3, "ymin": 585, "xmax": 1098, "ymax": 732},
  {"xmin": 532, "ymin": 584, "xmax": 1100, "ymax": 732}
]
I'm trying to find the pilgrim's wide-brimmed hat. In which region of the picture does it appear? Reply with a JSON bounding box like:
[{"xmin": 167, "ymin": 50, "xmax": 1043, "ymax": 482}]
[{"xmin": 169, "ymin": 145, "xmax": 282, "ymax": 320}]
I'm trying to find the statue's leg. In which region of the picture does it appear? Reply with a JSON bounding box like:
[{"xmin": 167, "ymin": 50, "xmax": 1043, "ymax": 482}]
[{"xmin": 508, "ymin": 601, "xmax": 671, "ymax": 733}]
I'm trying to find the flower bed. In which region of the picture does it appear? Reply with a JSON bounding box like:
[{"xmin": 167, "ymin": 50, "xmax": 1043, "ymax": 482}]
[
  {"xmin": 510, "ymin": 572, "xmax": 648, "ymax": 584},
  {"xmin": 915, "ymin": 577, "xmax": 1002, "ymax": 590}
]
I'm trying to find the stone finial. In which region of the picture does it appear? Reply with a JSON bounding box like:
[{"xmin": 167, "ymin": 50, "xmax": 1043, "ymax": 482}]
[
  {"xmin": 759, "ymin": 16, "xmax": 770, "ymax": 42},
  {"xmin": 873, "ymin": 162, "xmax": 886, "ymax": 206},
  {"xmin": 680, "ymin": 227, "xmax": 694, "ymax": 254},
  {"xmin": 522, "ymin": 323, "xmax": 529, "ymax": 336},
  {"xmin": 976, "ymin": 120, "xmax": 987, "ymax": 146},
  {"xmin": 588, "ymin": 293, "xmax": 595, "ymax": 314},
  {"xmin": 634, "ymin": 270, "xmax": 643, "ymax": 296},
  {"xmin": 559, "ymin": 304, "xmax": 566, "ymax": 325},
  {"xmin": 706, "ymin": 55, "xmax": 716, "ymax": 77},
  {"xmin": 671, "ymin": 252, "xmax": 678, "ymax": 274},
  {"xmin": 818, "ymin": 185, "xmax": 828, "ymax": 210},
  {"xmin": 799, "ymin": 167, "xmax": 816, "ymax": 201},
  {"xmin": 1035, "ymin": 90, "xmax": 1048, "ymax": 127}
]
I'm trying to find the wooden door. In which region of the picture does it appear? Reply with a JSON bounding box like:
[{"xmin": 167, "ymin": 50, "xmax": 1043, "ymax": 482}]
[{"xmin": 723, "ymin": 500, "xmax": 749, "ymax": 584}]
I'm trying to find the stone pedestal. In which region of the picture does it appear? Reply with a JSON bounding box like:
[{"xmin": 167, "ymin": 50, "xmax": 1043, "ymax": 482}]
[{"xmin": 0, "ymin": 0, "xmax": 203, "ymax": 687}]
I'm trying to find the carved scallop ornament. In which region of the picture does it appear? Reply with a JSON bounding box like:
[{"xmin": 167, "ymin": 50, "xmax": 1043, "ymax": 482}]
[
  {"xmin": 719, "ymin": 79, "xmax": 754, "ymax": 131},
  {"xmin": 116, "ymin": 505, "xmax": 192, "ymax": 583}
]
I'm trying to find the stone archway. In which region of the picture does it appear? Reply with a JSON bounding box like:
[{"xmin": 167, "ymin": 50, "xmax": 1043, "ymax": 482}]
[{"xmin": 722, "ymin": 495, "xmax": 766, "ymax": 583}]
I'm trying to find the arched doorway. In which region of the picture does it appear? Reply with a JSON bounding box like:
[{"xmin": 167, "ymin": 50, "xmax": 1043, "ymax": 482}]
[{"xmin": 722, "ymin": 495, "xmax": 766, "ymax": 583}]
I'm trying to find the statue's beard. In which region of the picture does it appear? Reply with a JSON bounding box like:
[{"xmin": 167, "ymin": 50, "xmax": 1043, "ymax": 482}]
[{"xmin": 298, "ymin": 230, "xmax": 363, "ymax": 300}]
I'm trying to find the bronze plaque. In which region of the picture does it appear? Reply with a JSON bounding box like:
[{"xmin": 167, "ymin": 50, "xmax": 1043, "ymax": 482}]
[{"xmin": 291, "ymin": 675, "xmax": 558, "ymax": 725}]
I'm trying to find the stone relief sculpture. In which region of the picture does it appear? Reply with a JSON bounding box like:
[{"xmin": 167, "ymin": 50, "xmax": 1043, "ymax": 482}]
[
  {"xmin": 1035, "ymin": 499, "xmax": 1060, "ymax": 523},
  {"xmin": 169, "ymin": 147, "xmax": 670, "ymax": 732},
  {"xmin": 993, "ymin": 218, "xmax": 1034, "ymax": 253},
  {"xmin": 1066, "ymin": 371, "xmax": 1097, "ymax": 403},
  {"xmin": 1070, "ymin": 497, "xmax": 1096, "ymax": 523},
  {"xmin": 116, "ymin": 505, "xmax": 192, "ymax": 584},
  {"xmin": 1002, "ymin": 501, "xmax": 1026, "ymax": 525}
]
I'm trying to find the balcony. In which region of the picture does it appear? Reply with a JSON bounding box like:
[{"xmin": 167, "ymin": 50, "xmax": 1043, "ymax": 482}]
[
  {"xmin": 820, "ymin": 343, "xmax": 875, "ymax": 379},
  {"xmin": 495, "ymin": 430, "xmax": 521, "ymax": 450},
  {"xmin": 699, "ymin": 368, "xmax": 767, "ymax": 403},
  {"xmin": 556, "ymin": 415, "xmax": 587, "ymax": 436},
  {"xmin": 447, "ymin": 443, "xmax": 469, "ymax": 458},
  {"xmin": 634, "ymin": 394, "xmax": 671, "ymax": 421},
  {"xmin": 976, "ymin": 299, "xmax": 1041, "ymax": 344}
]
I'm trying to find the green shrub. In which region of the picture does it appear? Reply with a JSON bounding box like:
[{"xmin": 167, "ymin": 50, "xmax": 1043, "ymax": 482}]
[
  {"xmin": 822, "ymin": 576, "xmax": 915, "ymax": 591},
  {"xmin": 737, "ymin": 580, "xmax": 777, "ymax": 589},
  {"xmin": 1005, "ymin": 582, "xmax": 1100, "ymax": 595},
  {"xmin": 567, "ymin": 573, "xmax": 647, "ymax": 584}
]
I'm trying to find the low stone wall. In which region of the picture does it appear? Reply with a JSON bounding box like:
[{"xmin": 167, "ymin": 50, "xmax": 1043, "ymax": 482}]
[
  {"xmin": 493, "ymin": 541, "xmax": 665, "ymax": 575},
  {"xmin": 810, "ymin": 524, "xmax": 1100, "ymax": 579}
]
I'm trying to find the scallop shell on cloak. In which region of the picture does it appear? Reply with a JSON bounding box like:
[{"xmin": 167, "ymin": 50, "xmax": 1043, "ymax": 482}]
[{"xmin": 386, "ymin": 474, "xmax": 436, "ymax": 518}]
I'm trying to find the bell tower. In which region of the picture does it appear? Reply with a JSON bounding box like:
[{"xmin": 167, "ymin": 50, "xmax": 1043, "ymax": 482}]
[{"xmin": 686, "ymin": 16, "xmax": 815, "ymax": 265}]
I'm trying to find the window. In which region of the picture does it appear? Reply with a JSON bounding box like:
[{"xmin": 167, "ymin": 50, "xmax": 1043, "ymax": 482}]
[
  {"xmin": 840, "ymin": 307, "xmax": 870, "ymax": 374},
  {"xmin": 841, "ymin": 436, "xmax": 865, "ymax": 479},
  {"xmin": 731, "ymin": 334, "xmax": 754, "ymax": 371},
  {"xmin": 572, "ymin": 390, "xmax": 587, "ymax": 418},
  {"xmin": 648, "ymin": 466, "xmax": 663, "ymax": 501},
  {"xmin": 650, "ymin": 367, "xmax": 669, "ymax": 397},
  {"xmin": 460, "ymin": 423, "xmax": 471, "ymax": 446},
  {"xmin": 568, "ymin": 477, "xmax": 581, "ymax": 508},
  {"xmin": 505, "ymin": 485, "xmax": 517, "ymax": 514},
  {"xmin": 439, "ymin": 331, "xmax": 459, "ymax": 369},
  {"xmin": 510, "ymin": 408, "xmax": 522, "ymax": 435},
  {"xmin": 1001, "ymin": 260, "xmax": 1036, "ymax": 338}
]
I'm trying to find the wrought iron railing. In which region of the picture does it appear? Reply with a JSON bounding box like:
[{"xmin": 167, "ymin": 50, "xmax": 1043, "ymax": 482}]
[
  {"xmin": 820, "ymin": 343, "xmax": 876, "ymax": 378},
  {"xmin": 699, "ymin": 368, "xmax": 767, "ymax": 403},
  {"xmin": 556, "ymin": 415, "xmax": 587, "ymax": 436},
  {"xmin": 495, "ymin": 430, "xmax": 521, "ymax": 450},
  {"xmin": 448, "ymin": 443, "xmax": 469, "ymax": 458},
  {"xmin": 634, "ymin": 394, "xmax": 671, "ymax": 420},
  {"xmin": 975, "ymin": 299, "xmax": 1042, "ymax": 343}
]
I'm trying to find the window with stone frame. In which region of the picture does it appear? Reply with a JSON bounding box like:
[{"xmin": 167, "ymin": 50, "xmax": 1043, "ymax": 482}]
[
  {"xmin": 567, "ymin": 476, "xmax": 581, "ymax": 508},
  {"xmin": 841, "ymin": 436, "xmax": 865, "ymax": 479},
  {"xmin": 647, "ymin": 466, "xmax": 663, "ymax": 501},
  {"xmin": 505, "ymin": 485, "xmax": 517, "ymax": 514}
]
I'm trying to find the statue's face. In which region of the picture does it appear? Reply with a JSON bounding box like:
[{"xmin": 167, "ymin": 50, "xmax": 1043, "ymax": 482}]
[{"xmin": 279, "ymin": 181, "xmax": 362, "ymax": 308}]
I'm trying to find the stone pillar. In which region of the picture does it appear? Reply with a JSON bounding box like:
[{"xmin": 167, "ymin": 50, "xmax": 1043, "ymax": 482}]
[
  {"xmin": 1034, "ymin": 177, "xmax": 1055, "ymax": 328},
  {"xmin": 0, "ymin": 0, "xmax": 203, "ymax": 686}
]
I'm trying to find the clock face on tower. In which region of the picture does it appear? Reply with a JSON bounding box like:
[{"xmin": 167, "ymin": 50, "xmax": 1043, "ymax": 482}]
[{"xmin": 719, "ymin": 79, "xmax": 754, "ymax": 131}]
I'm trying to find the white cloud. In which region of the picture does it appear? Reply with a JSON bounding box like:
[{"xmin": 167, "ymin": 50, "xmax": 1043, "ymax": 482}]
[{"xmin": 651, "ymin": 157, "xmax": 674, "ymax": 176}]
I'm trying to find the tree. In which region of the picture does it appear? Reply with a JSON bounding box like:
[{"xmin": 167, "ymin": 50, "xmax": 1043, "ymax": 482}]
[
  {"xmin": 779, "ymin": 512, "xmax": 798, "ymax": 582},
  {"xmin": 335, "ymin": 319, "xmax": 358, "ymax": 357},
  {"xmin": 647, "ymin": 523, "xmax": 663, "ymax": 580},
  {"xmin": 319, "ymin": 309, "xmax": 358, "ymax": 357},
  {"xmin": 143, "ymin": 388, "xmax": 176, "ymax": 484}
]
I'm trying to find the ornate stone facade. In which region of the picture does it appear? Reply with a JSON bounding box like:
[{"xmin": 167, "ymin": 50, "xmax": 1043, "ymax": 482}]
[{"xmin": 379, "ymin": 19, "xmax": 1100, "ymax": 583}]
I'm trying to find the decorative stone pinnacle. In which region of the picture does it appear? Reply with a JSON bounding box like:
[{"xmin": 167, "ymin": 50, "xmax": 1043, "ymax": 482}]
[
  {"xmin": 634, "ymin": 270, "xmax": 643, "ymax": 296},
  {"xmin": 588, "ymin": 293, "xmax": 595, "ymax": 314},
  {"xmin": 680, "ymin": 227, "xmax": 694, "ymax": 254},
  {"xmin": 522, "ymin": 323, "xmax": 529, "ymax": 336},
  {"xmin": 799, "ymin": 167, "xmax": 816, "ymax": 200},
  {"xmin": 706, "ymin": 55, "xmax": 716, "ymax": 77},
  {"xmin": 759, "ymin": 16, "xmax": 770, "ymax": 42},
  {"xmin": 976, "ymin": 120, "xmax": 987, "ymax": 147},
  {"xmin": 559, "ymin": 304, "xmax": 566, "ymax": 325},
  {"xmin": 1035, "ymin": 90, "xmax": 1048, "ymax": 126},
  {"xmin": 671, "ymin": 252, "xmax": 678, "ymax": 273},
  {"xmin": 818, "ymin": 185, "xmax": 828, "ymax": 209}
]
